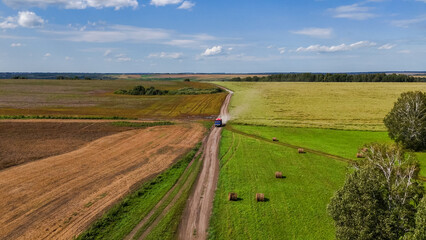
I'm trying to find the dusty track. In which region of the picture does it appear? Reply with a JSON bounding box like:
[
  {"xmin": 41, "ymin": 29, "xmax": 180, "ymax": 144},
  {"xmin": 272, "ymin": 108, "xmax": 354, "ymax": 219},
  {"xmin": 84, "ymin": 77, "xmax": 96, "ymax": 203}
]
[
  {"xmin": 178, "ymin": 90, "xmax": 233, "ymax": 240},
  {"xmin": 0, "ymin": 123, "xmax": 204, "ymax": 240}
]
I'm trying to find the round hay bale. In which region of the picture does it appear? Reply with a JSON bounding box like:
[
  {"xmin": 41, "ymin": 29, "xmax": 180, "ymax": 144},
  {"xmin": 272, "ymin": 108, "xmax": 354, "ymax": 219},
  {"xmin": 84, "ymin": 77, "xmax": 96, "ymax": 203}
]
[
  {"xmin": 228, "ymin": 192, "xmax": 238, "ymax": 201},
  {"xmin": 275, "ymin": 172, "xmax": 283, "ymax": 178},
  {"xmin": 356, "ymin": 153, "xmax": 365, "ymax": 158},
  {"xmin": 256, "ymin": 193, "xmax": 265, "ymax": 202},
  {"xmin": 272, "ymin": 137, "xmax": 278, "ymax": 142},
  {"xmin": 298, "ymin": 148, "xmax": 305, "ymax": 154}
]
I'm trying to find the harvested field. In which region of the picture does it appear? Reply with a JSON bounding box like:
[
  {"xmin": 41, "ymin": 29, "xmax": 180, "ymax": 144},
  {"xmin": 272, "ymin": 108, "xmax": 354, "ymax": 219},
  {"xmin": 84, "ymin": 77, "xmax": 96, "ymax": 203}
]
[
  {"xmin": 0, "ymin": 79, "xmax": 226, "ymax": 119},
  {"xmin": 0, "ymin": 121, "xmax": 139, "ymax": 170},
  {"xmin": 143, "ymin": 74, "xmax": 268, "ymax": 81},
  {"xmin": 215, "ymin": 82, "xmax": 426, "ymax": 130},
  {"xmin": 0, "ymin": 123, "xmax": 205, "ymax": 240}
]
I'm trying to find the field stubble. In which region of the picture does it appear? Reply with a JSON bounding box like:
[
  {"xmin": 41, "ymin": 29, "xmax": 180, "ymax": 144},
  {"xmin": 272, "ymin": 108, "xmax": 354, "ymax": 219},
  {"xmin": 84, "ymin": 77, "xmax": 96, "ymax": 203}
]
[
  {"xmin": 0, "ymin": 79, "xmax": 226, "ymax": 119},
  {"xmin": 0, "ymin": 123, "xmax": 205, "ymax": 240},
  {"xmin": 215, "ymin": 82, "xmax": 426, "ymax": 131}
]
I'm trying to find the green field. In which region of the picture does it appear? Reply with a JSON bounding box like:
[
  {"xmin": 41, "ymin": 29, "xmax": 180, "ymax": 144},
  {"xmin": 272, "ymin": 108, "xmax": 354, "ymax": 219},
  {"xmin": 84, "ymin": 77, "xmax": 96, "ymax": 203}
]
[
  {"xmin": 229, "ymin": 125, "xmax": 426, "ymax": 178},
  {"xmin": 210, "ymin": 82, "xmax": 425, "ymax": 239},
  {"xmin": 215, "ymin": 82, "xmax": 426, "ymax": 131},
  {"xmin": 0, "ymin": 79, "xmax": 226, "ymax": 119},
  {"xmin": 209, "ymin": 129, "xmax": 348, "ymax": 239}
]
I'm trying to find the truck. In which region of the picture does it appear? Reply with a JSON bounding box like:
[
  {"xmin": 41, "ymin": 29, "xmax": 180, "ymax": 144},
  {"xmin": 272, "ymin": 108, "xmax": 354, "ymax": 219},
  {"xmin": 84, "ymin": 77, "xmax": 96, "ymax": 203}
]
[{"xmin": 214, "ymin": 118, "xmax": 223, "ymax": 127}]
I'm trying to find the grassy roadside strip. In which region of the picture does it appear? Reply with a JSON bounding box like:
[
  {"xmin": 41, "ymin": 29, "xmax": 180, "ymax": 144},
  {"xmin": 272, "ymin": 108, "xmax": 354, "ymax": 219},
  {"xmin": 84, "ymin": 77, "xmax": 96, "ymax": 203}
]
[
  {"xmin": 75, "ymin": 143, "xmax": 202, "ymax": 240},
  {"xmin": 0, "ymin": 115, "xmax": 134, "ymax": 120},
  {"xmin": 136, "ymin": 153, "xmax": 203, "ymax": 239}
]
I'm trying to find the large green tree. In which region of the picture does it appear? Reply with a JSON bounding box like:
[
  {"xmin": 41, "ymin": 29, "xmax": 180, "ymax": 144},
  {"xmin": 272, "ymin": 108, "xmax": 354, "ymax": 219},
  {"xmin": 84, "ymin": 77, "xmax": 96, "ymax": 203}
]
[
  {"xmin": 384, "ymin": 91, "xmax": 426, "ymax": 151},
  {"xmin": 328, "ymin": 143, "xmax": 423, "ymax": 240},
  {"xmin": 405, "ymin": 196, "xmax": 426, "ymax": 240}
]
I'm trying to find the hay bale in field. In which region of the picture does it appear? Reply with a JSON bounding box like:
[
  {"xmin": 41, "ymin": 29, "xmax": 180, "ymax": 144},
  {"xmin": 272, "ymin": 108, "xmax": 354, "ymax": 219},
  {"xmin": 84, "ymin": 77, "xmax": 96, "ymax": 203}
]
[
  {"xmin": 256, "ymin": 193, "xmax": 265, "ymax": 202},
  {"xmin": 272, "ymin": 137, "xmax": 278, "ymax": 141},
  {"xmin": 298, "ymin": 148, "xmax": 305, "ymax": 154},
  {"xmin": 356, "ymin": 153, "xmax": 365, "ymax": 158},
  {"xmin": 275, "ymin": 172, "xmax": 283, "ymax": 178},
  {"xmin": 228, "ymin": 192, "xmax": 238, "ymax": 201}
]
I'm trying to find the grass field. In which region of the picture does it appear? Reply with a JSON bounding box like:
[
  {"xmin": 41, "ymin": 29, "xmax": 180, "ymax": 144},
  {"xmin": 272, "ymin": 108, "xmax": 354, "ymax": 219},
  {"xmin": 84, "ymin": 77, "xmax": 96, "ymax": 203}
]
[
  {"xmin": 229, "ymin": 124, "xmax": 426, "ymax": 178},
  {"xmin": 0, "ymin": 79, "xmax": 226, "ymax": 119},
  {"xmin": 209, "ymin": 129, "xmax": 348, "ymax": 239},
  {"xmin": 215, "ymin": 82, "xmax": 426, "ymax": 131},
  {"xmin": 210, "ymin": 81, "xmax": 426, "ymax": 240}
]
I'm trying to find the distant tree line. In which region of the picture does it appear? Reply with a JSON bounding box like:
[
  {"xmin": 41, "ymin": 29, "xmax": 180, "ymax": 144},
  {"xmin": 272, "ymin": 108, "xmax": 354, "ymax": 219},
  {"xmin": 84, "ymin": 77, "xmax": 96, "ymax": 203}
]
[
  {"xmin": 12, "ymin": 76, "xmax": 28, "ymax": 79},
  {"xmin": 114, "ymin": 85, "xmax": 223, "ymax": 96},
  {"xmin": 229, "ymin": 73, "xmax": 425, "ymax": 82}
]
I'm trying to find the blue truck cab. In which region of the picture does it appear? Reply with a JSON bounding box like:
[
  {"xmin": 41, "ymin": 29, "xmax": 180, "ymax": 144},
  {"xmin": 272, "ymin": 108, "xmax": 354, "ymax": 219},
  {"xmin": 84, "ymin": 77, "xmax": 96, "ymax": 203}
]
[{"xmin": 214, "ymin": 118, "xmax": 223, "ymax": 127}]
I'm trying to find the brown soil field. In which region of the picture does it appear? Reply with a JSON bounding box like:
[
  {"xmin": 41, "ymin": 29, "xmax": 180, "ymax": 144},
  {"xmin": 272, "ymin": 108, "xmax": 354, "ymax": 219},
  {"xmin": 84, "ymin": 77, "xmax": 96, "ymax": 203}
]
[
  {"xmin": 0, "ymin": 123, "xmax": 205, "ymax": 240},
  {"xmin": 0, "ymin": 121, "xmax": 138, "ymax": 170}
]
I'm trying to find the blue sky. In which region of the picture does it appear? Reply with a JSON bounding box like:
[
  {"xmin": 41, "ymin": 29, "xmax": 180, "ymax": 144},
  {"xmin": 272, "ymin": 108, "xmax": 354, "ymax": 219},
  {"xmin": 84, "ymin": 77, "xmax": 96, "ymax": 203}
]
[{"xmin": 0, "ymin": 0, "xmax": 425, "ymax": 73}]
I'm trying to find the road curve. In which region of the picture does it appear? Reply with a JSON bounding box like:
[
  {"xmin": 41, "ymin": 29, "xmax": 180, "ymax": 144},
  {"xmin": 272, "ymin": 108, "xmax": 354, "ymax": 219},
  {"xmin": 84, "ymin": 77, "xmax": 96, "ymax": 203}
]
[{"xmin": 178, "ymin": 90, "xmax": 232, "ymax": 240}]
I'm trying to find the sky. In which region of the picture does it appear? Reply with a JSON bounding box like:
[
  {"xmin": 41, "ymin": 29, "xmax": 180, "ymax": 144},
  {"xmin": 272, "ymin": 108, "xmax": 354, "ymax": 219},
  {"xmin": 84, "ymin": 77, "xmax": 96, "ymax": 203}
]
[{"xmin": 0, "ymin": 0, "xmax": 425, "ymax": 73}]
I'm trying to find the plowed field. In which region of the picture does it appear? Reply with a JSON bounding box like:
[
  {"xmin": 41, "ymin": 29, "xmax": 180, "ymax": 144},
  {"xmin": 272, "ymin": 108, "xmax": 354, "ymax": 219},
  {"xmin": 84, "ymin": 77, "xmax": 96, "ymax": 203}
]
[
  {"xmin": 0, "ymin": 121, "xmax": 138, "ymax": 170},
  {"xmin": 0, "ymin": 123, "xmax": 204, "ymax": 240}
]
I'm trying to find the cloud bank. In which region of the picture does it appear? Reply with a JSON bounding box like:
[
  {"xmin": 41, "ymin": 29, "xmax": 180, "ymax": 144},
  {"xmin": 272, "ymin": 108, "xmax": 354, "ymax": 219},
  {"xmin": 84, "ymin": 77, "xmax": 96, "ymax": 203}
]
[{"xmin": 3, "ymin": 0, "xmax": 138, "ymax": 10}]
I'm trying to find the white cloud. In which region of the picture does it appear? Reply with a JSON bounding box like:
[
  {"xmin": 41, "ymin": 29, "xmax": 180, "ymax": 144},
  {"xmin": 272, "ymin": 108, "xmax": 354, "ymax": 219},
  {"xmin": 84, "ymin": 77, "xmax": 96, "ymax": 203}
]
[
  {"xmin": 44, "ymin": 53, "xmax": 51, "ymax": 57},
  {"xmin": 391, "ymin": 15, "xmax": 426, "ymax": 28},
  {"xmin": 103, "ymin": 49, "xmax": 112, "ymax": 56},
  {"xmin": 17, "ymin": 11, "xmax": 44, "ymax": 28},
  {"xmin": 148, "ymin": 52, "xmax": 183, "ymax": 59},
  {"xmin": 3, "ymin": 0, "xmax": 138, "ymax": 10},
  {"xmin": 296, "ymin": 41, "xmax": 377, "ymax": 53},
  {"xmin": 329, "ymin": 4, "xmax": 376, "ymax": 20},
  {"xmin": 44, "ymin": 24, "xmax": 215, "ymax": 48},
  {"xmin": 0, "ymin": 16, "xmax": 18, "ymax": 29},
  {"xmin": 115, "ymin": 53, "xmax": 131, "ymax": 62},
  {"xmin": 45, "ymin": 25, "xmax": 171, "ymax": 43},
  {"xmin": 202, "ymin": 46, "xmax": 223, "ymax": 56},
  {"xmin": 278, "ymin": 47, "xmax": 286, "ymax": 54},
  {"xmin": 150, "ymin": 0, "xmax": 182, "ymax": 6},
  {"xmin": 291, "ymin": 28, "xmax": 333, "ymax": 38},
  {"xmin": 178, "ymin": 1, "xmax": 195, "ymax": 10},
  {"xmin": 0, "ymin": 11, "xmax": 44, "ymax": 29},
  {"xmin": 378, "ymin": 43, "xmax": 396, "ymax": 50},
  {"xmin": 65, "ymin": 56, "xmax": 72, "ymax": 60},
  {"xmin": 398, "ymin": 50, "xmax": 411, "ymax": 54},
  {"xmin": 10, "ymin": 43, "xmax": 22, "ymax": 47}
]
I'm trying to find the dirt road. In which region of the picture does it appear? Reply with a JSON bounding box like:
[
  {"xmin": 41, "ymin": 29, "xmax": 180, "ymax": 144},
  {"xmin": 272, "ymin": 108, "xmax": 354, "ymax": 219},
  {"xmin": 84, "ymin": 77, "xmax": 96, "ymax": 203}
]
[
  {"xmin": 0, "ymin": 123, "xmax": 204, "ymax": 240},
  {"xmin": 178, "ymin": 90, "xmax": 232, "ymax": 240}
]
